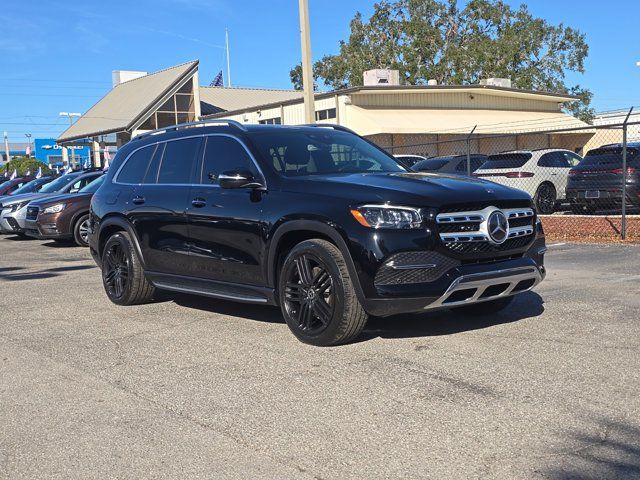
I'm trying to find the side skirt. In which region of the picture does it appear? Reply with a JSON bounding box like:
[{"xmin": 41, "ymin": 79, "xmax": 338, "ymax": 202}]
[{"xmin": 145, "ymin": 271, "xmax": 277, "ymax": 305}]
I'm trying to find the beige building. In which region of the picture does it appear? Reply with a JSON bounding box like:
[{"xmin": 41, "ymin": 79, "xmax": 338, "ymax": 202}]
[
  {"xmin": 57, "ymin": 60, "xmax": 593, "ymax": 165},
  {"xmin": 204, "ymin": 83, "xmax": 593, "ymax": 156}
]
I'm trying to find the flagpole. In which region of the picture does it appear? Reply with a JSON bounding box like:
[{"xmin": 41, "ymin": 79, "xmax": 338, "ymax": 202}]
[{"xmin": 225, "ymin": 28, "xmax": 232, "ymax": 87}]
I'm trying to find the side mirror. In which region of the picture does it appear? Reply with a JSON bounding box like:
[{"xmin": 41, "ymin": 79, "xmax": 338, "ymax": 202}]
[{"xmin": 217, "ymin": 169, "xmax": 264, "ymax": 190}]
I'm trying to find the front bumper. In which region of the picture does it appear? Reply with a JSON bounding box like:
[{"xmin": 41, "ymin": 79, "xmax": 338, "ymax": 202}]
[
  {"xmin": 23, "ymin": 219, "xmax": 71, "ymax": 240},
  {"xmin": 360, "ymin": 239, "xmax": 546, "ymax": 317}
]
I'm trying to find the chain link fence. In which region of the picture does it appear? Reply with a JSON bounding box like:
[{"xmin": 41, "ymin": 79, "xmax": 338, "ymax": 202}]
[{"xmin": 381, "ymin": 117, "xmax": 640, "ymax": 243}]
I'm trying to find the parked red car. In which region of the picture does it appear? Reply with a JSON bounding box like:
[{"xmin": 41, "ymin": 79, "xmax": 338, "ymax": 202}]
[{"xmin": 0, "ymin": 176, "xmax": 34, "ymax": 196}]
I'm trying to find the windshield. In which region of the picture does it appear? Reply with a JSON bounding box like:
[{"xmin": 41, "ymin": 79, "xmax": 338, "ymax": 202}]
[
  {"xmin": 480, "ymin": 153, "xmax": 532, "ymax": 170},
  {"xmin": 39, "ymin": 173, "xmax": 79, "ymax": 193},
  {"xmin": 249, "ymin": 129, "xmax": 406, "ymax": 176},
  {"xmin": 11, "ymin": 177, "xmax": 52, "ymax": 195},
  {"xmin": 79, "ymin": 175, "xmax": 104, "ymax": 193}
]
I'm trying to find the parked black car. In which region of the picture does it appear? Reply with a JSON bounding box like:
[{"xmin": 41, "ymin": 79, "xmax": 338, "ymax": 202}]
[
  {"xmin": 89, "ymin": 121, "xmax": 546, "ymax": 346},
  {"xmin": 566, "ymin": 143, "xmax": 640, "ymax": 213},
  {"xmin": 412, "ymin": 154, "xmax": 489, "ymax": 175}
]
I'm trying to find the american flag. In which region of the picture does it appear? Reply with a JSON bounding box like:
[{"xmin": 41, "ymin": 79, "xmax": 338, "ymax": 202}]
[{"xmin": 210, "ymin": 70, "xmax": 224, "ymax": 87}]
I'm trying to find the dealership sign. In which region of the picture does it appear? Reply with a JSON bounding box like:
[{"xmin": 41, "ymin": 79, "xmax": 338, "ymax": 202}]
[{"xmin": 34, "ymin": 138, "xmax": 90, "ymax": 163}]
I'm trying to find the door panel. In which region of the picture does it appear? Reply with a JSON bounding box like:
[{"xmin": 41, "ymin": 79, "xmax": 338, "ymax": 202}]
[
  {"xmin": 186, "ymin": 135, "xmax": 267, "ymax": 285},
  {"xmin": 127, "ymin": 137, "xmax": 201, "ymax": 275}
]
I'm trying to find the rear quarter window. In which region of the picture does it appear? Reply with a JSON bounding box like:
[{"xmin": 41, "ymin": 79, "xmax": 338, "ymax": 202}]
[{"xmin": 116, "ymin": 145, "xmax": 156, "ymax": 184}]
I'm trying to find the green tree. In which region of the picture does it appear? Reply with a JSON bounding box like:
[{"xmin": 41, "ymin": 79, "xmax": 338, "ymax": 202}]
[
  {"xmin": 290, "ymin": 0, "xmax": 594, "ymax": 122},
  {"xmin": 3, "ymin": 157, "xmax": 52, "ymax": 176}
]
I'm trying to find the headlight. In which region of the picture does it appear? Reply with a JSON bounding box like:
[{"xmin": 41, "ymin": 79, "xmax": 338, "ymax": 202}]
[
  {"xmin": 43, "ymin": 203, "xmax": 66, "ymax": 214},
  {"xmin": 350, "ymin": 205, "xmax": 422, "ymax": 229},
  {"xmin": 10, "ymin": 201, "xmax": 29, "ymax": 212}
]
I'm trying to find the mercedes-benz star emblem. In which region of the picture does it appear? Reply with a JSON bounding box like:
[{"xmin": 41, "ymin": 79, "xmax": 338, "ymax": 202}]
[{"xmin": 487, "ymin": 210, "xmax": 509, "ymax": 244}]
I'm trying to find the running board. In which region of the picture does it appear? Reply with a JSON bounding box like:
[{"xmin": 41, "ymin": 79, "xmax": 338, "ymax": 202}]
[{"xmin": 146, "ymin": 272, "xmax": 276, "ymax": 305}]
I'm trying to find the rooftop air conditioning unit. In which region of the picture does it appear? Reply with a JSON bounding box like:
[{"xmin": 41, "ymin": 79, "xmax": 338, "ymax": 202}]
[
  {"xmin": 363, "ymin": 69, "xmax": 400, "ymax": 86},
  {"xmin": 479, "ymin": 78, "xmax": 512, "ymax": 88},
  {"xmin": 112, "ymin": 70, "xmax": 148, "ymax": 88}
]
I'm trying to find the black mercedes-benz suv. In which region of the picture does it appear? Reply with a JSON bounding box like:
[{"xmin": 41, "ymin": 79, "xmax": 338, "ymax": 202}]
[{"xmin": 88, "ymin": 121, "xmax": 546, "ymax": 346}]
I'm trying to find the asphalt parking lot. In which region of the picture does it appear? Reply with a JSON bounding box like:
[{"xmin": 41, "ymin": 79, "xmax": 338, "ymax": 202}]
[{"xmin": 1, "ymin": 236, "xmax": 639, "ymax": 480}]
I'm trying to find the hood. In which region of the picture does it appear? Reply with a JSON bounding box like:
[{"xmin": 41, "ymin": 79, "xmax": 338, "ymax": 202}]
[
  {"xmin": 30, "ymin": 192, "xmax": 92, "ymax": 208},
  {"xmin": 0, "ymin": 192, "xmax": 48, "ymax": 206},
  {"xmin": 281, "ymin": 172, "xmax": 531, "ymax": 208}
]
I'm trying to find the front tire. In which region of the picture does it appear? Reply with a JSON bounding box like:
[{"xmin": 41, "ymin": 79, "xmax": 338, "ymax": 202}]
[
  {"xmin": 73, "ymin": 214, "xmax": 91, "ymax": 247},
  {"xmin": 278, "ymin": 239, "xmax": 368, "ymax": 346},
  {"xmin": 101, "ymin": 231, "xmax": 155, "ymax": 305}
]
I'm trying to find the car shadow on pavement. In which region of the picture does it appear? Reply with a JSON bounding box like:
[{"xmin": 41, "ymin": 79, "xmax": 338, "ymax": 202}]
[
  {"xmin": 41, "ymin": 240, "xmax": 79, "ymax": 248},
  {"xmin": 166, "ymin": 290, "xmax": 544, "ymax": 341},
  {"xmin": 168, "ymin": 292, "xmax": 284, "ymax": 324},
  {"xmin": 0, "ymin": 264, "xmax": 95, "ymax": 282},
  {"xmin": 361, "ymin": 291, "xmax": 545, "ymax": 341}
]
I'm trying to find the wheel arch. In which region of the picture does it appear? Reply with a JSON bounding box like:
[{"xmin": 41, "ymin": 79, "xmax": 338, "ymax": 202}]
[
  {"xmin": 267, "ymin": 220, "xmax": 366, "ymax": 304},
  {"xmin": 97, "ymin": 215, "xmax": 146, "ymax": 268}
]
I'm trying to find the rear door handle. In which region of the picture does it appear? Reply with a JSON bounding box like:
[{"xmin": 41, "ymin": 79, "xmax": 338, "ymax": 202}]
[
  {"xmin": 191, "ymin": 198, "xmax": 206, "ymax": 208},
  {"xmin": 132, "ymin": 195, "xmax": 145, "ymax": 205}
]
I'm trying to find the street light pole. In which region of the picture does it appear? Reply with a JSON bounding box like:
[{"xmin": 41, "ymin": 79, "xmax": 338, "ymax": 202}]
[
  {"xmin": 59, "ymin": 112, "xmax": 81, "ymax": 168},
  {"xmin": 3, "ymin": 131, "xmax": 10, "ymax": 166},
  {"xmin": 25, "ymin": 133, "xmax": 32, "ymax": 158},
  {"xmin": 298, "ymin": 0, "xmax": 315, "ymax": 124}
]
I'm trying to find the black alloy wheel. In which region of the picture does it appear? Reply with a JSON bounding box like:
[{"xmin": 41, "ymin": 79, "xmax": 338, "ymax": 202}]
[
  {"xmin": 103, "ymin": 241, "xmax": 130, "ymax": 300},
  {"xmin": 535, "ymin": 183, "xmax": 557, "ymax": 214},
  {"xmin": 283, "ymin": 253, "xmax": 335, "ymax": 336},
  {"xmin": 278, "ymin": 239, "xmax": 368, "ymax": 346}
]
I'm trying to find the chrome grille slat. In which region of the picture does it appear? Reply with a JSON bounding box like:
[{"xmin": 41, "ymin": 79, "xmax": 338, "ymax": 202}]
[{"xmin": 436, "ymin": 206, "xmax": 535, "ymax": 250}]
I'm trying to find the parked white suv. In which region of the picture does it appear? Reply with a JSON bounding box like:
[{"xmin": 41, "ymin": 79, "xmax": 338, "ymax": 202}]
[{"xmin": 474, "ymin": 149, "xmax": 583, "ymax": 214}]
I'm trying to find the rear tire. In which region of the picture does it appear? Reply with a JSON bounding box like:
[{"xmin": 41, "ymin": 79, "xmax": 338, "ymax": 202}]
[
  {"xmin": 534, "ymin": 183, "xmax": 557, "ymax": 214},
  {"xmin": 101, "ymin": 231, "xmax": 155, "ymax": 305},
  {"xmin": 73, "ymin": 214, "xmax": 91, "ymax": 247},
  {"xmin": 451, "ymin": 296, "xmax": 514, "ymax": 315},
  {"xmin": 278, "ymin": 239, "xmax": 368, "ymax": 346}
]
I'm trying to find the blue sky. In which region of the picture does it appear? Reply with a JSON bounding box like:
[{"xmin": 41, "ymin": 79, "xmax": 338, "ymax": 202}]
[{"xmin": 1, "ymin": 0, "xmax": 639, "ymax": 142}]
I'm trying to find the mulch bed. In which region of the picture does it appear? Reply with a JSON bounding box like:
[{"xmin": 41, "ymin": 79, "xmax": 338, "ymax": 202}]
[{"xmin": 540, "ymin": 215, "xmax": 640, "ymax": 244}]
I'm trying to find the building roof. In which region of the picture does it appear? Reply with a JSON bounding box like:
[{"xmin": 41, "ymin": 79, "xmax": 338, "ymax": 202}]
[
  {"xmin": 57, "ymin": 60, "xmax": 199, "ymax": 142},
  {"xmin": 199, "ymin": 86, "xmax": 303, "ymax": 112},
  {"xmin": 203, "ymin": 84, "xmax": 579, "ymax": 119}
]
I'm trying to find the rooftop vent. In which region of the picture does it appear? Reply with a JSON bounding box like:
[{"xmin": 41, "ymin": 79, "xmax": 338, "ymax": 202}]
[
  {"xmin": 112, "ymin": 70, "xmax": 148, "ymax": 88},
  {"xmin": 427, "ymin": 79, "xmax": 438, "ymax": 86},
  {"xmin": 479, "ymin": 78, "xmax": 512, "ymax": 88},
  {"xmin": 363, "ymin": 69, "xmax": 400, "ymax": 86}
]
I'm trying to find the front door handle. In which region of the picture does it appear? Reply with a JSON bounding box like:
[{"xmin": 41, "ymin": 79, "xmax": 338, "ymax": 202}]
[
  {"xmin": 132, "ymin": 195, "xmax": 145, "ymax": 205},
  {"xmin": 191, "ymin": 198, "xmax": 206, "ymax": 208}
]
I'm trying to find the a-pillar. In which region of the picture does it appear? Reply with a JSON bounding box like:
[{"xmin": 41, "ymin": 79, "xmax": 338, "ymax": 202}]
[{"xmin": 92, "ymin": 138, "xmax": 101, "ymax": 168}]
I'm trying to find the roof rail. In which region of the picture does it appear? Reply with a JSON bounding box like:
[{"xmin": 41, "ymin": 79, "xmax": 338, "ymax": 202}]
[
  {"xmin": 132, "ymin": 119, "xmax": 248, "ymax": 141},
  {"xmin": 301, "ymin": 123, "xmax": 358, "ymax": 135}
]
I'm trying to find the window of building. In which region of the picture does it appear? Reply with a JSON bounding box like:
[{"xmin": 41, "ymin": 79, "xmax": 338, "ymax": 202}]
[
  {"xmin": 258, "ymin": 117, "xmax": 281, "ymax": 125},
  {"xmin": 137, "ymin": 79, "xmax": 196, "ymax": 131},
  {"xmin": 200, "ymin": 136, "xmax": 259, "ymax": 184},
  {"xmin": 157, "ymin": 138, "xmax": 201, "ymax": 184},
  {"xmin": 315, "ymin": 108, "xmax": 337, "ymax": 121}
]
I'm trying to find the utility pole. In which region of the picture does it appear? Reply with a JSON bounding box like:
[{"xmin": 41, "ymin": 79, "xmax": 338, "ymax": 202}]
[
  {"xmin": 3, "ymin": 131, "xmax": 10, "ymax": 165},
  {"xmin": 59, "ymin": 112, "xmax": 81, "ymax": 168},
  {"xmin": 225, "ymin": 28, "xmax": 232, "ymax": 87},
  {"xmin": 298, "ymin": 0, "xmax": 315, "ymax": 123}
]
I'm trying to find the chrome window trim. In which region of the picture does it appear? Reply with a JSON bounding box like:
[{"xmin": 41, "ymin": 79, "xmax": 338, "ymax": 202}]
[{"xmin": 113, "ymin": 133, "xmax": 266, "ymax": 189}]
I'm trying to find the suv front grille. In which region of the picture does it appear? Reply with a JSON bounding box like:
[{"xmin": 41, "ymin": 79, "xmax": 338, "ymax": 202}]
[
  {"xmin": 26, "ymin": 206, "xmax": 39, "ymax": 221},
  {"xmin": 436, "ymin": 205, "xmax": 536, "ymax": 257}
]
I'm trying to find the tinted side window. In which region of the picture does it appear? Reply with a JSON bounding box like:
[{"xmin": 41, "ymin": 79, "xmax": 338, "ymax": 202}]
[
  {"xmin": 142, "ymin": 143, "xmax": 164, "ymax": 184},
  {"xmin": 201, "ymin": 136, "xmax": 258, "ymax": 184},
  {"xmin": 538, "ymin": 152, "xmax": 569, "ymax": 168},
  {"xmin": 157, "ymin": 138, "xmax": 201, "ymax": 184},
  {"xmin": 69, "ymin": 175, "xmax": 99, "ymax": 192},
  {"xmin": 117, "ymin": 146, "xmax": 156, "ymax": 183}
]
